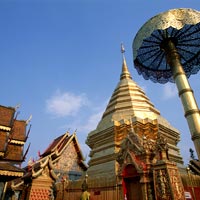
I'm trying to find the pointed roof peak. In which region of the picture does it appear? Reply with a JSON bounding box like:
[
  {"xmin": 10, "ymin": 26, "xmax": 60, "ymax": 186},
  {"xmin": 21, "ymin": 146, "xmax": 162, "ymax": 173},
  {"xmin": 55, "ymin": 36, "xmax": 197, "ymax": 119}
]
[{"xmin": 120, "ymin": 43, "xmax": 132, "ymax": 80}]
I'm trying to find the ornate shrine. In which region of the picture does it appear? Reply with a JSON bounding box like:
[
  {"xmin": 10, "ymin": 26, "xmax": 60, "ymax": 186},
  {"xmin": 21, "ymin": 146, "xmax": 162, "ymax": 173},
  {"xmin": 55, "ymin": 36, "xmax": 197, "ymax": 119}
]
[{"xmin": 12, "ymin": 131, "xmax": 87, "ymax": 200}]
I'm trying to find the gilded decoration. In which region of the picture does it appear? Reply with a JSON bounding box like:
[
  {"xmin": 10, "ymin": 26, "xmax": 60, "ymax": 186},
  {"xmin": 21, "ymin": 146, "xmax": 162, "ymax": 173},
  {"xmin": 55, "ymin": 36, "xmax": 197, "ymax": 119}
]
[
  {"xmin": 154, "ymin": 169, "xmax": 171, "ymax": 200},
  {"xmin": 169, "ymin": 169, "xmax": 185, "ymax": 199},
  {"xmin": 153, "ymin": 166, "xmax": 186, "ymax": 200},
  {"xmin": 117, "ymin": 123, "xmax": 155, "ymax": 175},
  {"xmin": 42, "ymin": 166, "xmax": 50, "ymax": 177},
  {"xmin": 133, "ymin": 8, "xmax": 200, "ymax": 77},
  {"xmin": 117, "ymin": 118, "xmax": 174, "ymax": 189},
  {"xmin": 133, "ymin": 7, "xmax": 200, "ymax": 160},
  {"xmin": 155, "ymin": 133, "xmax": 169, "ymax": 161}
]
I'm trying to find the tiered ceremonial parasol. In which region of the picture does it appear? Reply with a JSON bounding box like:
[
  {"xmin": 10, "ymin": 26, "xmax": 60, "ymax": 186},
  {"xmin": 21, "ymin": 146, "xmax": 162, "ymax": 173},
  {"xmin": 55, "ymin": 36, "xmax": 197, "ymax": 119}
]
[{"xmin": 133, "ymin": 8, "xmax": 200, "ymax": 159}]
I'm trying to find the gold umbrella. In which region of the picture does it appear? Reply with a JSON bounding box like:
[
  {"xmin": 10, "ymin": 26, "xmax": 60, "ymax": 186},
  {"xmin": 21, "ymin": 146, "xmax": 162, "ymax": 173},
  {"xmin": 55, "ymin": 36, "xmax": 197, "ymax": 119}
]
[{"xmin": 133, "ymin": 8, "xmax": 200, "ymax": 159}]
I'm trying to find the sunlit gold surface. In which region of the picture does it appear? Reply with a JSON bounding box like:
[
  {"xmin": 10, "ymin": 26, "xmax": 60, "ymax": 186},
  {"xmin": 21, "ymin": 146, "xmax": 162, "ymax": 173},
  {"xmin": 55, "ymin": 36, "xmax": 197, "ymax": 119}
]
[
  {"xmin": 163, "ymin": 39, "xmax": 200, "ymax": 159},
  {"xmin": 133, "ymin": 8, "xmax": 200, "ymax": 59},
  {"xmin": 86, "ymin": 52, "xmax": 184, "ymax": 183}
]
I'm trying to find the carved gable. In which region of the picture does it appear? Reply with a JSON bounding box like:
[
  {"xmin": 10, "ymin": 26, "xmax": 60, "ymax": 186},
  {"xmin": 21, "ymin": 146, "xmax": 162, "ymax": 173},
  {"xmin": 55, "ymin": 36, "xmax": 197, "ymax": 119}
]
[
  {"xmin": 117, "ymin": 122, "xmax": 165, "ymax": 177},
  {"xmin": 117, "ymin": 131, "xmax": 146, "ymax": 175},
  {"xmin": 55, "ymin": 142, "xmax": 82, "ymax": 172}
]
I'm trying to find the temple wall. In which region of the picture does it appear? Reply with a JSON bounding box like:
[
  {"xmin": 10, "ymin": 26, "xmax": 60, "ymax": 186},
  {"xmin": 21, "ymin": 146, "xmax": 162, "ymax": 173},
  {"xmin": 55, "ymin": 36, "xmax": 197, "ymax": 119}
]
[
  {"xmin": 181, "ymin": 173, "xmax": 200, "ymax": 200},
  {"xmin": 56, "ymin": 187, "xmax": 121, "ymax": 200},
  {"xmin": 55, "ymin": 177, "xmax": 122, "ymax": 200},
  {"xmin": 54, "ymin": 173, "xmax": 200, "ymax": 200}
]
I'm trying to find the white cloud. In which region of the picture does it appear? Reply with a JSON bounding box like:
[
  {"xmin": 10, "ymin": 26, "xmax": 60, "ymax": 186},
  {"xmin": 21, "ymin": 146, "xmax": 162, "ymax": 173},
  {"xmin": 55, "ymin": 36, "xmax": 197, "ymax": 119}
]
[
  {"xmin": 58, "ymin": 99, "xmax": 107, "ymax": 134},
  {"xmin": 81, "ymin": 100, "xmax": 108, "ymax": 132},
  {"xmin": 46, "ymin": 90, "xmax": 89, "ymax": 117},
  {"xmin": 163, "ymin": 83, "xmax": 177, "ymax": 100},
  {"xmin": 82, "ymin": 110, "xmax": 104, "ymax": 132},
  {"xmin": 61, "ymin": 106, "xmax": 105, "ymax": 133}
]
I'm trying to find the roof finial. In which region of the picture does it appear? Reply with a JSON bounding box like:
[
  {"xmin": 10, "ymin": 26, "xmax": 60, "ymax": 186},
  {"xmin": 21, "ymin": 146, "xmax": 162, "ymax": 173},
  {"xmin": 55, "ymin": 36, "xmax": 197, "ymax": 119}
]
[
  {"xmin": 15, "ymin": 103, "xmax": 21, "ymax": 111},
  {"xmin": 120, "ymin": 43, "xmax": 132, "ymax": 80},
  {"xmin": 26, "ymin": 115, "xmax": 32, "ymax": 124},
  {"xmin": 121, "ymin": 42, "xmax": 125, "ymax": 53},
  {"xmin": 121, "ymin": 43, "xmax": 126, "ymax": 60}
]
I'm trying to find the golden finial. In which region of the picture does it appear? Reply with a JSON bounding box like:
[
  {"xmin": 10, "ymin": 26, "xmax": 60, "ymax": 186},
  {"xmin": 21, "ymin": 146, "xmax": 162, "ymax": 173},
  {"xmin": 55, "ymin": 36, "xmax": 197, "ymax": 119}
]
[
  {"xmin": 121, "ymin": 43, "xmax": 125, "ymax": 60},
  {"xmin": 121, "ymin": 43, "xmax": 125, "ymax": 53},
  {"xmin": 120, "ymin": 43, "xmax": 132, "ymax": 80}
]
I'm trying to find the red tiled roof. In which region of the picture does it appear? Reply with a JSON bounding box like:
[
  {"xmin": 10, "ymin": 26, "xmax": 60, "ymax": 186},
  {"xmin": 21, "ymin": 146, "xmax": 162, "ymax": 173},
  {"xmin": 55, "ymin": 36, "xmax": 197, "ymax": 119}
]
[
  {"xmin": 11, "ymin": 120, "xmax": 26, "ymax": 141},
  {"xmin": 20, "ymin": 132, "xmax": 88, "ymax": 185},
  {"xmin": 41, "ymin": 133, "xmax": 70, "ymax": 157},
  {"xmin": 0, "ymin": 105, "xmax": 15, "ymax": 127},
  {"xmin": 0, "ymin": 162, "xmax": 24, "ymax": 172},
  {"xmin": 191, "ymin": 159, "xmax": 200, "ymax": 167},
  {"xmin": 189, "ymin": 159, "xmax": 200, "ymax": 175},
  {"xmin": 4, "ymin": 144, "xmax": 23, "ymax": 161}
]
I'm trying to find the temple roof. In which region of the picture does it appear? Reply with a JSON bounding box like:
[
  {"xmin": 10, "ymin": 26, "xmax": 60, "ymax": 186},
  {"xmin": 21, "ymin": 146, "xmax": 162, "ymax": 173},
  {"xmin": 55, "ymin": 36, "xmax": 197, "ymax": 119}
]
[
  {"xmin": 0, "ymin": 162, "xmax": 24, "ymax": 181},
  {"xmin": 40, "ymin": 131, "xmax": 87, "ymax": 171},
  {"xmin": 41, "ymin": 132, "xmax": 71, "ymax": 157},
  {"xmin": 12, "ymin": 131, "xmax": 88, "ymax": 191},
  {"xmin": 0, "ymin": 104, "xmax": 30, "ymax": 164},
  {"xmin": 12, "ymin": 120, "xmax": 27, "ymax": 141},
  {"xmin": 0, "ymin": 105, "xmax": 15, "ymax": 128},
  {"xmin": 40, "ymin": 132, "xmax": 86, "ymax": 162},
  {"xmin": 189, "ymin": 159, "xmax": 200, "ymax": 175}
]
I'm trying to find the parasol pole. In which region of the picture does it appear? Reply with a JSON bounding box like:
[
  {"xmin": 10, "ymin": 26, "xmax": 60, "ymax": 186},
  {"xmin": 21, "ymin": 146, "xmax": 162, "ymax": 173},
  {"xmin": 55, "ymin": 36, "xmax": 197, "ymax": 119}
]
[{"xmin": 161, "ymin": 38, "xmax": 200, "ymax": 160}]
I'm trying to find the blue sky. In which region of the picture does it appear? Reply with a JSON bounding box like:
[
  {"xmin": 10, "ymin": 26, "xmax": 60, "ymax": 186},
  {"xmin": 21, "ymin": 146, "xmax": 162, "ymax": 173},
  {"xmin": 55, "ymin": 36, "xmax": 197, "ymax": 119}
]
[{"xmin": 0, "ymin": 0, "xmax": 200, "ymax": 165}]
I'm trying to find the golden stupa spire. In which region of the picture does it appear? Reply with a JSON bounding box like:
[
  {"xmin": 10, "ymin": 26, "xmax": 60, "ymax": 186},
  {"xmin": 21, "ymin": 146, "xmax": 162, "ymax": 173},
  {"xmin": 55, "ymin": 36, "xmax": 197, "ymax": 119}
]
[{"xmin": 120, "ymin": 43, "xmax": 132, "ymax": 80}]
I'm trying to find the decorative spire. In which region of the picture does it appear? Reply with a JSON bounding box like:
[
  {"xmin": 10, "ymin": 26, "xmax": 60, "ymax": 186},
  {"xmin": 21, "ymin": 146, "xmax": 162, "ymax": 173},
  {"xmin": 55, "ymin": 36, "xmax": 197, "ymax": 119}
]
[
  {"xmin": 99, "ymin": 44, "xmax": 160, "ymax": 121},
  {"xmin": 15, "ymin": 103, "xmax": 21, "ymax": 111},
  {"xmin": 120, "ymin": 43, "xmax": 132, "ymax": 80},
  {"xmin": 26, "ymin": 115, "xmax": 32, "ymax": 124},
  {"xmin": 121, "ymin": 43, "xmax": 125, "ymax": 56}
]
